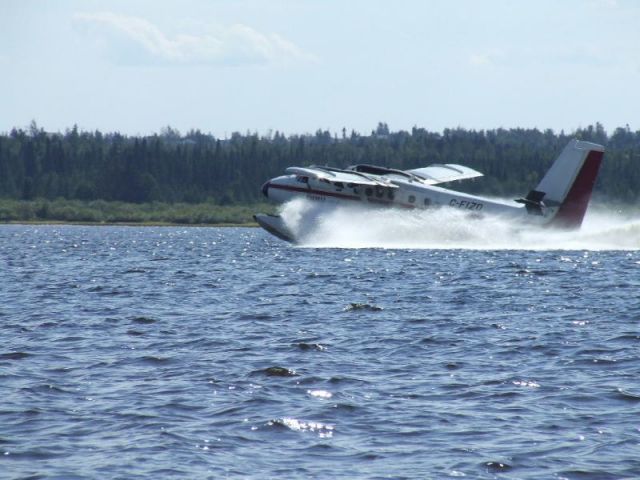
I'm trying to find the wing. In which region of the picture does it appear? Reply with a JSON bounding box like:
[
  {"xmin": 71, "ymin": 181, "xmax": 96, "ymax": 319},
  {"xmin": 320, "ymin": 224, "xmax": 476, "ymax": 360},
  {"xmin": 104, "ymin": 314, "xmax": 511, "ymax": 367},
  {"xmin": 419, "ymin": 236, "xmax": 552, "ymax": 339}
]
[
  {"xmin": 406, "ymin": 164, "xmax": 483, "ymax": 185},
  {"xmin": 285, "ymin": 166, "xmax": 397, "ymax": 188}
]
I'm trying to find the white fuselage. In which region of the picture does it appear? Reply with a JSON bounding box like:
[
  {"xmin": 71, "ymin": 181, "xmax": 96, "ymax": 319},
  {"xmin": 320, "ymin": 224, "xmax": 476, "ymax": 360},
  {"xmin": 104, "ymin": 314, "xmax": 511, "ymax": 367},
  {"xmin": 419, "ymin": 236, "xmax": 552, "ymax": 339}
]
[{"xmin": 264, "ymin": 172, "xmax": 554, "ymax": 226}]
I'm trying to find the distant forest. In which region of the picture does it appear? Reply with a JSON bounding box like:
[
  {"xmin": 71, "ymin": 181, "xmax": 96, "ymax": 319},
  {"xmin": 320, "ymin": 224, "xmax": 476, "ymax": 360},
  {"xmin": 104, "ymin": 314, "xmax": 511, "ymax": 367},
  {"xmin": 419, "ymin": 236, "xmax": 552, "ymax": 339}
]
[{"xmin": 1, "ymin": 121, "xmax": 639, "ymax": 205}]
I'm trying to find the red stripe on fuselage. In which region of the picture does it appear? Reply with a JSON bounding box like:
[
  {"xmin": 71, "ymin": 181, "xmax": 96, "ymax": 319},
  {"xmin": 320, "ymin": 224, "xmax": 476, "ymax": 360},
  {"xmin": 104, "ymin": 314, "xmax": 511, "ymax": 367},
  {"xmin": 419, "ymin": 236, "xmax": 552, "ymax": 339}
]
[
  {"xmin": 268, "ymin": 183, "xmax": 417, "ymax": 208},
  {"xmin": 268, "ymin": 183, "xmax": 361, "ymax": 201}
]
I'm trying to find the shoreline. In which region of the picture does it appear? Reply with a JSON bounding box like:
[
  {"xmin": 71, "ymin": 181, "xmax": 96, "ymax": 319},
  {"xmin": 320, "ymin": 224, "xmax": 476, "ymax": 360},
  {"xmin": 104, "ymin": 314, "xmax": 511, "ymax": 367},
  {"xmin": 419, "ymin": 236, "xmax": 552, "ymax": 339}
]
[
  {"xmin": 0, "ymin": 220, "xmax": 260, "ymax": 227},
  {"xmin": 0, "ymin": 199, "xmax": 275, "ymax": 227}
]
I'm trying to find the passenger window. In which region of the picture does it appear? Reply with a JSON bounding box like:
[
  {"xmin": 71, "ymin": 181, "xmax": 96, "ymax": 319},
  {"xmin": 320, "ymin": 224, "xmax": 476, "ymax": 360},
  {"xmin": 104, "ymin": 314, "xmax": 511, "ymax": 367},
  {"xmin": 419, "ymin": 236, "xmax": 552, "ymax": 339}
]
[
  {"xmin": 408, "ymin": 195, "xmax": 416, "ymax": 203},
  {"xmin": 365, "ymin": 188, "xmax": 373, "ymax": 196},
  {"xmin": 424, "ymin": 198, "xmax": 431, "ymax": 206}
]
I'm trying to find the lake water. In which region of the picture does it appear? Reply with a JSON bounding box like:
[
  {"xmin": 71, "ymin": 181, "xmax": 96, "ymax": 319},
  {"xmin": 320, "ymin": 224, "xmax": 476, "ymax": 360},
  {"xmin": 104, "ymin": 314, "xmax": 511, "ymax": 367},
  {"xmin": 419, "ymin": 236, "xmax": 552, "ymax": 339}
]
[{"xmin": 2, "ymin": 215, "xmax": 640, "ymax": 479}]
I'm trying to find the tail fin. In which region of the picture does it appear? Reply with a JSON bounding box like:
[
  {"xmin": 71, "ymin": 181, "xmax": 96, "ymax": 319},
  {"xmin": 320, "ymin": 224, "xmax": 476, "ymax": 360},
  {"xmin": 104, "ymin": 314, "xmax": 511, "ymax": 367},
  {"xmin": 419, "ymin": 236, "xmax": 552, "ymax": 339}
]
[{"xmin": 526, "ymin": 139, "xmax": 604, "ymax": 229}]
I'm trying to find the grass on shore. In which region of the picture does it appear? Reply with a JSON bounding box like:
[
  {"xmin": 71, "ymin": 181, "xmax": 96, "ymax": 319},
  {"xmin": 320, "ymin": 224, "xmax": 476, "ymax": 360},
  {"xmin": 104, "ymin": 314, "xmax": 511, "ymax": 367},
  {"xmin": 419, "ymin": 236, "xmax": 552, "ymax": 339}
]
[{"xmin": 0, "ymin": 199, "xmax": 276, "ymax": 226}]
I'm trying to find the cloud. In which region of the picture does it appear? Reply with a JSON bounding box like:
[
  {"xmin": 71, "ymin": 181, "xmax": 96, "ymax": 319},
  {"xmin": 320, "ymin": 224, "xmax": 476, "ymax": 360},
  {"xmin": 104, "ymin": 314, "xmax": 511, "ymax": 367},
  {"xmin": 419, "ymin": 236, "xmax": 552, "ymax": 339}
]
[
  {"xmin": 73, "ymin": 12, "xmax": 315, "ymax": 66},
  {"xmin": 468, "ymin": 49, "xmax": 506, "ymax": 68}
]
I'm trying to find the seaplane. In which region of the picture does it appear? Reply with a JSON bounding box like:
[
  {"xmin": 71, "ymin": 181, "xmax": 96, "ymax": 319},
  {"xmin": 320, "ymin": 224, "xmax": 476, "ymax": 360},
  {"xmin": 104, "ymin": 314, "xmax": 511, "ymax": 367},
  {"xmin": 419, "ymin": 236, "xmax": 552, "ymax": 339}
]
[{"xmin": 254, "ymin": 139, "xmax": 605, "ymax": 243}]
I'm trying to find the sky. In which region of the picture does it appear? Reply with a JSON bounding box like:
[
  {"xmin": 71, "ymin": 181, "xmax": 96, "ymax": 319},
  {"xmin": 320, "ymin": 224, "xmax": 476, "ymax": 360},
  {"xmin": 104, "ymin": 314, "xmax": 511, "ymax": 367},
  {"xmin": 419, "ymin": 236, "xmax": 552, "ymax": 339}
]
[{"xmin": 1, "ymin": 0, "xmax": 639, "ymax": 137}]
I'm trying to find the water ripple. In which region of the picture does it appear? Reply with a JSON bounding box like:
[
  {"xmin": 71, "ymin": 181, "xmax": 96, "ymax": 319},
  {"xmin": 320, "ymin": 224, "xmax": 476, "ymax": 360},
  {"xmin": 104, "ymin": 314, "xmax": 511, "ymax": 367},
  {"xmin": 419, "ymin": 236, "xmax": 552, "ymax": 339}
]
[{"xmin": 1, "ymin": 225, "xmax": 639, "ymax": 479}]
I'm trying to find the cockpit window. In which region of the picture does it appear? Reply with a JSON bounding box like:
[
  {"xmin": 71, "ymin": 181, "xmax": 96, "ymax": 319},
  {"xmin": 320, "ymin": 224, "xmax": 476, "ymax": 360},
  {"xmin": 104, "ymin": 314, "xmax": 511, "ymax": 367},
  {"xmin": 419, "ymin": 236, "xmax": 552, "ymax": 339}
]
[{"xmin": 296, "ymin": 176, "xmax": 309, "ymax": 183}]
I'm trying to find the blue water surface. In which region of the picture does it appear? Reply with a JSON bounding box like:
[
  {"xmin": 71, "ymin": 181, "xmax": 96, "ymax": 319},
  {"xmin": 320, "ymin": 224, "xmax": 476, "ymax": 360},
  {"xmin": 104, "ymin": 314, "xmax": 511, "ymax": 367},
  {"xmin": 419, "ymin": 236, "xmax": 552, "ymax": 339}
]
[{"xmin": 1, "ymin": 225, "xmax": 639, "ymax": 479}]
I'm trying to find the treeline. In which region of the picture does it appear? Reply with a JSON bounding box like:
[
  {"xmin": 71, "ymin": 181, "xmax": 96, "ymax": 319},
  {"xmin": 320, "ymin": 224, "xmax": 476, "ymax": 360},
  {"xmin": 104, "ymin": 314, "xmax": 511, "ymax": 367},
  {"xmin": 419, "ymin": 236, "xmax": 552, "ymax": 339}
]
[
  {"xmin": 0, "ymin": 198, "xmax": 271, "ymax": 225},
  {"xmin": 0, "ymin": 121, "xmax": 639, "ymax": 205}
]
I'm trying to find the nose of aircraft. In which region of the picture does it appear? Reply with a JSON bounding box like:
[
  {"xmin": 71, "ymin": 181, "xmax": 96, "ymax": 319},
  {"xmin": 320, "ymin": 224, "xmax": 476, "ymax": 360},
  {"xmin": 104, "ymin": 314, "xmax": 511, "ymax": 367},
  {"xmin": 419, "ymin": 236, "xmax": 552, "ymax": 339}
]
[{"xmin": 261, "ymin": 181, "xmax": 270, "ymax": 198}]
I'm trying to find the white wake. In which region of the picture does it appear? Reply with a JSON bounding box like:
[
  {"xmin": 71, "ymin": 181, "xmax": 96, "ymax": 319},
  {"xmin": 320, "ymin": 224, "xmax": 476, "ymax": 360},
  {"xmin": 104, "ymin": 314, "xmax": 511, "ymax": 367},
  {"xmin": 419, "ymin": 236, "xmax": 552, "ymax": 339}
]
[{"xmin": 277, "ymin": 198, "xmax": 640, "ymax": 250}]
